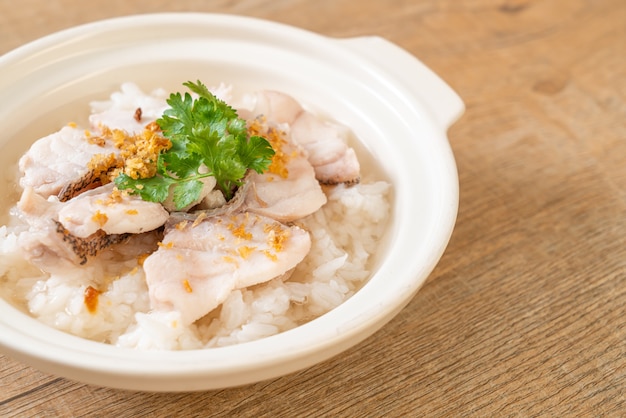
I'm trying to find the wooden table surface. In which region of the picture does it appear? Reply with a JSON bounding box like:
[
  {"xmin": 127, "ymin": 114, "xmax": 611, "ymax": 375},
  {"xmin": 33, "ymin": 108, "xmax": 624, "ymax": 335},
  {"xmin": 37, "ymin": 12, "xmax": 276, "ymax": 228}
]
[{"xmin": 1, "ymin": 0, "xmax": 625, "ymax": 416}]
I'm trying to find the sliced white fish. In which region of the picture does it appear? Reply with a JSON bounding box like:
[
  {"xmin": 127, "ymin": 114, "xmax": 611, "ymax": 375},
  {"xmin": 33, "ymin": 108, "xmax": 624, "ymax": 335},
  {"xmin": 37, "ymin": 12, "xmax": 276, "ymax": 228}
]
[
  {"xmin": 15, "ymin": 187, "xmax": 129, "ymax": 269},
  {"xmin": 16, "ymin": 182, "xmax": 168, "ymax": 269},
  {"xmin": 290, "ymin": 111, "xmax": 361, "ymax": 184},
  {"xmin": 89, "ymin": 82, "xmax": 169, "ymax": 134},
  {"xmin": 143, "ymin": 212, "xmax": 311, "ymax": 325},
  {"xmin": 244, "ymin": 127, "xmax": 327, "ymax": 222},
  {"xmin": 57, "ymin": 183, "xmax": 169, "ymax": 238},
  {"xmin": 18, "ymin": 125, "xmax": 119, "ymax": 198},
  {"xmin": 239, "ymin": 90, "xmax": 304, "ymax": 125},
  {"xmin": 241, "ymin": 90, "xmax": 360, "ymax": 184}
]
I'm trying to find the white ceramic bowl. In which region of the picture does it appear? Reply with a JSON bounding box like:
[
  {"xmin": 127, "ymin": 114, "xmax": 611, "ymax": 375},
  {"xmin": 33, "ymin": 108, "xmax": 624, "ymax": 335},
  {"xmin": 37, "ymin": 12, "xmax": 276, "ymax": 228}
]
[{"xmin": 0, "ymin": 13, "xmax": 463, "ymax": 392}]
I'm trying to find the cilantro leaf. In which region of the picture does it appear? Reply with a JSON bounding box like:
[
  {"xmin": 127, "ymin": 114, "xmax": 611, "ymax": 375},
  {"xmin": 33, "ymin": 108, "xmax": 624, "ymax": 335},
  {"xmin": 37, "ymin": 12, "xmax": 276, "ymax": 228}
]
[
  {"xmin": 114, "ymin": 173, "xmax": 173, "ymax": 204},
  {"xmin": 172, "ymin": 178, "xmax": 205, "ymax": 210},
  {"xmin": 240, "ymin": 135, "xmax": 276, "ymax": 173},
  {"xmin": 114, "ymin": 80, "xmax": 275, "ymax": 209},
  {"xmin": 160, "ymin": 151, "xmax": 202, "ymax": 179}
]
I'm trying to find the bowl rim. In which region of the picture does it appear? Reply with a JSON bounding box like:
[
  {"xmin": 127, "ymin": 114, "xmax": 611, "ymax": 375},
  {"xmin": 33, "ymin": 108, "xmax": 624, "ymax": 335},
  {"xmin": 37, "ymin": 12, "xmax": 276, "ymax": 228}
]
[{"xmin": 0, "ymin": 12, "xmax": 462, "ymax": 391}]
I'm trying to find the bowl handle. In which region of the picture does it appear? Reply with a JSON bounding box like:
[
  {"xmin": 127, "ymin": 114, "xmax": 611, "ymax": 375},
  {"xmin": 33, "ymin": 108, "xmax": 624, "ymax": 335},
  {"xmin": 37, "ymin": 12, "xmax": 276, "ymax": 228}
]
[{"xmin": 337, "ymin": 36, "xmax": 464, "ymax": 130}]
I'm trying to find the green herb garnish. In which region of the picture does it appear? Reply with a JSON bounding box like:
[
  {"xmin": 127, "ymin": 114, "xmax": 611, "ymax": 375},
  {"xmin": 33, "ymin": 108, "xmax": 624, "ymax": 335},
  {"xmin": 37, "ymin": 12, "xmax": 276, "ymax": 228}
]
[{"xmin": 114, "ymin": 80, "xmax": 275, "ymax": 210}]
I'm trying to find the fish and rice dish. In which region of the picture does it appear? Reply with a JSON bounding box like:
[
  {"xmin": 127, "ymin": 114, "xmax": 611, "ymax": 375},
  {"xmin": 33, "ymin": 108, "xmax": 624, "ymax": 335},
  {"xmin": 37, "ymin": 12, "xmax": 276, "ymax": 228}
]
[{"xmin": 0, "ymin": 81, "xmax": 391, "ymax": 350}]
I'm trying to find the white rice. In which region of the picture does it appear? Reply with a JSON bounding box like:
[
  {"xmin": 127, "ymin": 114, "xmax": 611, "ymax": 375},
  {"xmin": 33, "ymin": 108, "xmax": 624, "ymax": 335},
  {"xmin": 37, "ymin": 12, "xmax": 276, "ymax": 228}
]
[{"xmin": 0, "ymin": 86, "xmax": 392, "ymax": 351}]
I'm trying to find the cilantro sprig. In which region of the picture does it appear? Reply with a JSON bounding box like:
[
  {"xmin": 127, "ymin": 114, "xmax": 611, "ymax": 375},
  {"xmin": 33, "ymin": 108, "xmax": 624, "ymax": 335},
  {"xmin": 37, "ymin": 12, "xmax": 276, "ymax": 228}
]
[{"xmin": 114, "ymin": 80, "xmax": 275, "ymax": 210}]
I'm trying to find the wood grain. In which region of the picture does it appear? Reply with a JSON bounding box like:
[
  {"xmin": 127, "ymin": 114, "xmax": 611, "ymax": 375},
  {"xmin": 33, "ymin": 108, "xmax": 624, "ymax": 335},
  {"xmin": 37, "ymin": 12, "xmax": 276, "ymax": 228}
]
[{"xmin": 1, "ymin": 0, "xmax": 625, "ymax": 416}]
